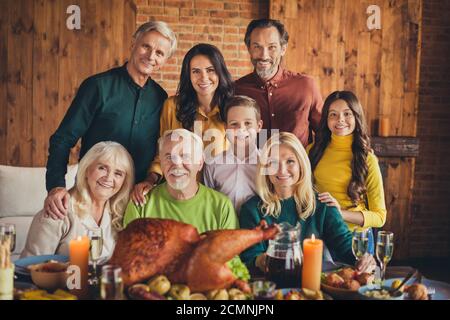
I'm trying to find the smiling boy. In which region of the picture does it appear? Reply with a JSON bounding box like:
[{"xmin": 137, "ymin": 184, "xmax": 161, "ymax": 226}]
[{"xmin": 203, "ymin": 95, "xmax": 263, "ymax": 214}]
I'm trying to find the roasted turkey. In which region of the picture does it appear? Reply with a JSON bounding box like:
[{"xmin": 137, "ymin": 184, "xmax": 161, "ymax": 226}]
[{"xmin": 109, "ymin": 218, "xmax": 279, "ymax": 292}]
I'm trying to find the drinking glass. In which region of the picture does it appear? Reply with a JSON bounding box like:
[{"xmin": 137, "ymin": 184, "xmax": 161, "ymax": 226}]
[
  {"xmin": 88, "ymin": 227, "xmax": 103, "ymax": 284},
  {"xmin": 251, "ymin": 281, "xmax": 276, "ymax": 300},
  {"xmin": 376, "ymin": 231, "xmax": 394, "ymax": 285},
  {"xmin": 0, "ymin": 224, "xmax": 16, "ymax": 252},
  {"xmin": 100, "ymin": 265, "xmax": 124, "ymax": 300},
  {"xmin": 352, "ymin": 228, "xmax": 369, "ymax": 260}
]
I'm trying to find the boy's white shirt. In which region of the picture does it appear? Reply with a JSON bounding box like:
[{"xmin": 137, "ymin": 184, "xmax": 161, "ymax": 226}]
[{"xmin": 203, "ymin": 147, "xmax": 260, "ymax": 215}]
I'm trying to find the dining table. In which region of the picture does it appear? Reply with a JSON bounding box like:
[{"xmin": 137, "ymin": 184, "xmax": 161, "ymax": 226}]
[{"xmin": 11, "ymin": 257, "xmax": 450, "ymax": 300}]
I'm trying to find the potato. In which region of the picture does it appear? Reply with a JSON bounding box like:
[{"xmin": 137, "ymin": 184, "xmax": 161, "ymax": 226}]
[
  {"xmin": 190, "ymin": 293, "xmax": 207, "ymax": 300},
  {"xmin": 169, "ymin": 284, "xmax": 191, "ymax": 300},
  {"xmin": 355, "ymin": 272, "xmax": 375, "ymax": 286},
  {"xmin": 301, "ymin": 288, "xmax": 323, "ymax": 300},
  {"xmin": 228, "ymin": 288, "xmax": 246, "ymax": 300},
  {"xmin": 343, "ymin": 279, "xmax": 360, "ymax": 290},
  {"xmin": 274, "ymin": 290, "xmax": 284, "ymax": 300},
  {"xmin": 337, "ymin": 267, "xmax": 356, "ymax": 281},
  {"xmin": 325, "ymin": 273, "xmax": 345, "ymax": 287},
  {"xmin": 285, "ymin": 291, "xmax": 304, "ymax": 300},
  {"xmin": 406, "ymin": 283, "xmax": 428, "ymax": 300},
  {"xmin": 206, "ymin": 289, "xmax": 229, "ymax": 300},
  {"xmin": 147, "ymin": 275, "xmax": 171, "ymax": 295}
]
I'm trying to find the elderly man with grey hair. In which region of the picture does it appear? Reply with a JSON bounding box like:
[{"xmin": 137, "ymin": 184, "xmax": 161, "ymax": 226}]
[
  {"xmin": 123, "ymin": 128, "xmax": 238, "ymax": 234},
  {"xmin": 45, "ymin": 21, "xmax": 177, "ymax": 220}
]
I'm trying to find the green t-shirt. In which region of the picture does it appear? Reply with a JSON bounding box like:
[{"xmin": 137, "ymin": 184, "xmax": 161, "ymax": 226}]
[{"xmin": 123, "ymin": 183, "xmax": 239, "ymax": 234}]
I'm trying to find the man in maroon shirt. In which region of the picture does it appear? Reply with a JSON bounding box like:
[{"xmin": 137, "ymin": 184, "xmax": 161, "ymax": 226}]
[{"xmin": 235, "ymin": 19, "xmax": 323, "ymax": 147}]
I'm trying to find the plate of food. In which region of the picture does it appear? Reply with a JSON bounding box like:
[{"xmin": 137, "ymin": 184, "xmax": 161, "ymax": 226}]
[
  {"xmin": 277, "ymin": 288, "xmax": 332, "ymax": 300},
  {"xmin": 127, "ymin": 275, "xmax": 252, "ymax": 300},
  {"xmin": 321, "ymin": 266, "xmax": 374, "ymax": 299},
  {"xmin": 358, "ymin": 284, "xmax": 404, "ymax": 300},
  {"xmin": 383, "ymin": 278, "xmax": 450, "ymax": 300},
  {"xmin": 14, "ymin": 255, "xmax": 69, "ymax": 276}
]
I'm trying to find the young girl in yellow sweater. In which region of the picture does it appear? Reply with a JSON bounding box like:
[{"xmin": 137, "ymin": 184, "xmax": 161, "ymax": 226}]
[{"xmin": 308, "ymin": 91, "xmax": 386, "ymax": 254}]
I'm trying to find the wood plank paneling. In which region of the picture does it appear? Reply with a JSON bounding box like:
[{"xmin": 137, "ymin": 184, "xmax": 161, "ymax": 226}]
[
  {"xmin": 1, "ymin": 0, "xmax": 136, "ymax": 167},
  {"xmin": 123, "ymin": 0, "xmax": 137, "ymax": 60},
  {"xmin": 271, "ymin": 0, "xmax": 420, "ymax": 137},
  {"xmin": 7, "ymin": 0, "xmax": 34, "ymax": 166},
  {"xmin": 58, "ymin": 0, "xmax": 88, "ymax": 164},
  {"xmin": 0, "ymin": 0, "xmax": 8, "ymax": 164},
  {"xmin": 382, "ymin": 158, "xmax": 415, "ymax": 259},
  {"xmin": 33, "ymin": 0, "xmax": 61, "ymax": 166},
  {"xmin": 111, "ymin": 0, "xmax": 125, "ymax": 68},
  {"xmin": 271, "ymin": 0, "xmax": 422, "ymax": 259},
  {"xmin": 372, "ymin": 137, "xmax": 420, "ymax": 157}
]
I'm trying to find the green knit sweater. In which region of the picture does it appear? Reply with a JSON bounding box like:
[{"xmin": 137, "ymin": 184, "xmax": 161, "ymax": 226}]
[{"xmin": 239, "ymin": 195, "xmax": 356, "ymax": 268}]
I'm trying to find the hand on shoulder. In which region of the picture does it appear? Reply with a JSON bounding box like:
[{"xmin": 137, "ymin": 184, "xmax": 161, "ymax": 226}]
[{"xmin": 44, "ymin": 187, "xmax": 70, "ymax": 220}]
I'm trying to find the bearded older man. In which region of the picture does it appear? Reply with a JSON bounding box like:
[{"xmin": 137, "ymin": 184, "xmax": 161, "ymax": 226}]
[
  {"xmin": 235, "ymin": 19, "xmax": 323, "ymax": 147},
  {"xmin": 123, "ymin": 129, "xmax": 238, "ymax": 233},
  {"xmin": 44, "ymin": 21, "xmax": 177, "ymax": 220}
]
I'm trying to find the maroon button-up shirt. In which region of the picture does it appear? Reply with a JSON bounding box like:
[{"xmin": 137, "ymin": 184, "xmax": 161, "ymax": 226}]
[{"xmin": 235, "ymin": 67, "xmax": 323, "ymax": 147}]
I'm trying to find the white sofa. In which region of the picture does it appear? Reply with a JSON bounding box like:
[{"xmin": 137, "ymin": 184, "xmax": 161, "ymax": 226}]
[{"xmin": 0, "ymin": 165, "xmax": 78, "ymax": 261}]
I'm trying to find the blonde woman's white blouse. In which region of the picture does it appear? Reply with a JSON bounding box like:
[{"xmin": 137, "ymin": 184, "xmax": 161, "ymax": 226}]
[{"xmin": 21, "ymin": 199, "xmax": 116, "ymax": 264}]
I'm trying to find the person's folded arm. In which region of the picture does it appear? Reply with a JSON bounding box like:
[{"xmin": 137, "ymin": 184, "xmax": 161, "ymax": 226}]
[{"xmin": 361, "ymin": 153, "xmax": 387, "ymax": 228}]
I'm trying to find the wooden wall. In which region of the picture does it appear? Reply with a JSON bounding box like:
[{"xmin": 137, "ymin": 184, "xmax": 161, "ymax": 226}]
[
  {"xmin": 271, "ymin": 0, "xmax": 422, "ymax": 259},
  {"xmin": 0, "ymin": 0, "xmax": 426, "ymax": 259},
  {"xmin": 0, "ymin": 0, "xmax": 136, "ymax": 166}
]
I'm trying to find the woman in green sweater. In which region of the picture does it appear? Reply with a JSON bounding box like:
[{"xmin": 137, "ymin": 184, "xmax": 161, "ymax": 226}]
[
  {"xmin": 308, "ymin": 91, "xmax": 386, "ymax": 254},
  {"xmin": 239, "ymin": 132, "xmax": 375, "ymax": 273}
]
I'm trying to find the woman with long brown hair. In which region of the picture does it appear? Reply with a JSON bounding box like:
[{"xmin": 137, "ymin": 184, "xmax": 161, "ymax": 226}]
[
  {"xmin": 131, "ymin": 43, "xmax": 234, "ymax": 206},
  {"xmin": 308, "ymin": 91, "xmax": 386, "ymax": 254}
]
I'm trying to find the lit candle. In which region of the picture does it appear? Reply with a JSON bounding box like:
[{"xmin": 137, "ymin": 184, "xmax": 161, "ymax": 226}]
[
  {"xmin": 69, "ymin": 235, "xmax": 90, "ymax": 297},
  {"xmin": 379, "ymin": 117, "xmax": 390, "ymax": 137},
  {"xmin": 302, "ymin": 234, "xmax": 323, "ymax": 291}
]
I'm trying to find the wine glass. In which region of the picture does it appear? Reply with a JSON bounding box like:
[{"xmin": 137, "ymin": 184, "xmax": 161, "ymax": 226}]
[
  {"xmin": 100, "ymin": 265, "xmax": 124, "ymax": 300},
  {"xmin": 0, "ymin": 223, "xmax": 16, "ymax": 252},
  {"xmin": 352, "ymin": 228, "xmax": 369, "ymax": 261},
  {"xmin": 376, "ymin": 231, "xmax": 394, "ymax": 285},
  {"xmin": 88, "ymin": 227, "xmax": 103, "ymax": 284}
]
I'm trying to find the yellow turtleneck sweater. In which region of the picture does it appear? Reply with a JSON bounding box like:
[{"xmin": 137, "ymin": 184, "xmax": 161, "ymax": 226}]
[{"xmin": 307, "ymin": 134, "xmax": 387, "ymax": 230}]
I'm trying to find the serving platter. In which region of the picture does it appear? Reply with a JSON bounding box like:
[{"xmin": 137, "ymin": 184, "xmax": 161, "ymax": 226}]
[
  {"xmin": 14, "ymin": 255, "xmax": 69, "ymax": 276},
  {"xmin": 384, "ymin": 278, "xmax": 450, "ymax": 300}
]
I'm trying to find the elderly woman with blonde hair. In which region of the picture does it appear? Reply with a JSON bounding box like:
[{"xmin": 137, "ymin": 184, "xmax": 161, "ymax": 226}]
[
  {"xmin": 239, "ymin": 132, "xmax": 376, "ymax": 274},
  {"xmin": 22, "ymin": 141, "xmax": 134, "ymax": 263}
]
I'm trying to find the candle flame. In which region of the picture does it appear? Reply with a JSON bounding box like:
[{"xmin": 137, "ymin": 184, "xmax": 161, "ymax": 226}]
[
  {"xmin": 77, "ymin": 235, "xmax": 82, "ymax": 241},
  {"xmin": 311, "ymin": 234, "xmax": 315, "ymax": 242}
]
